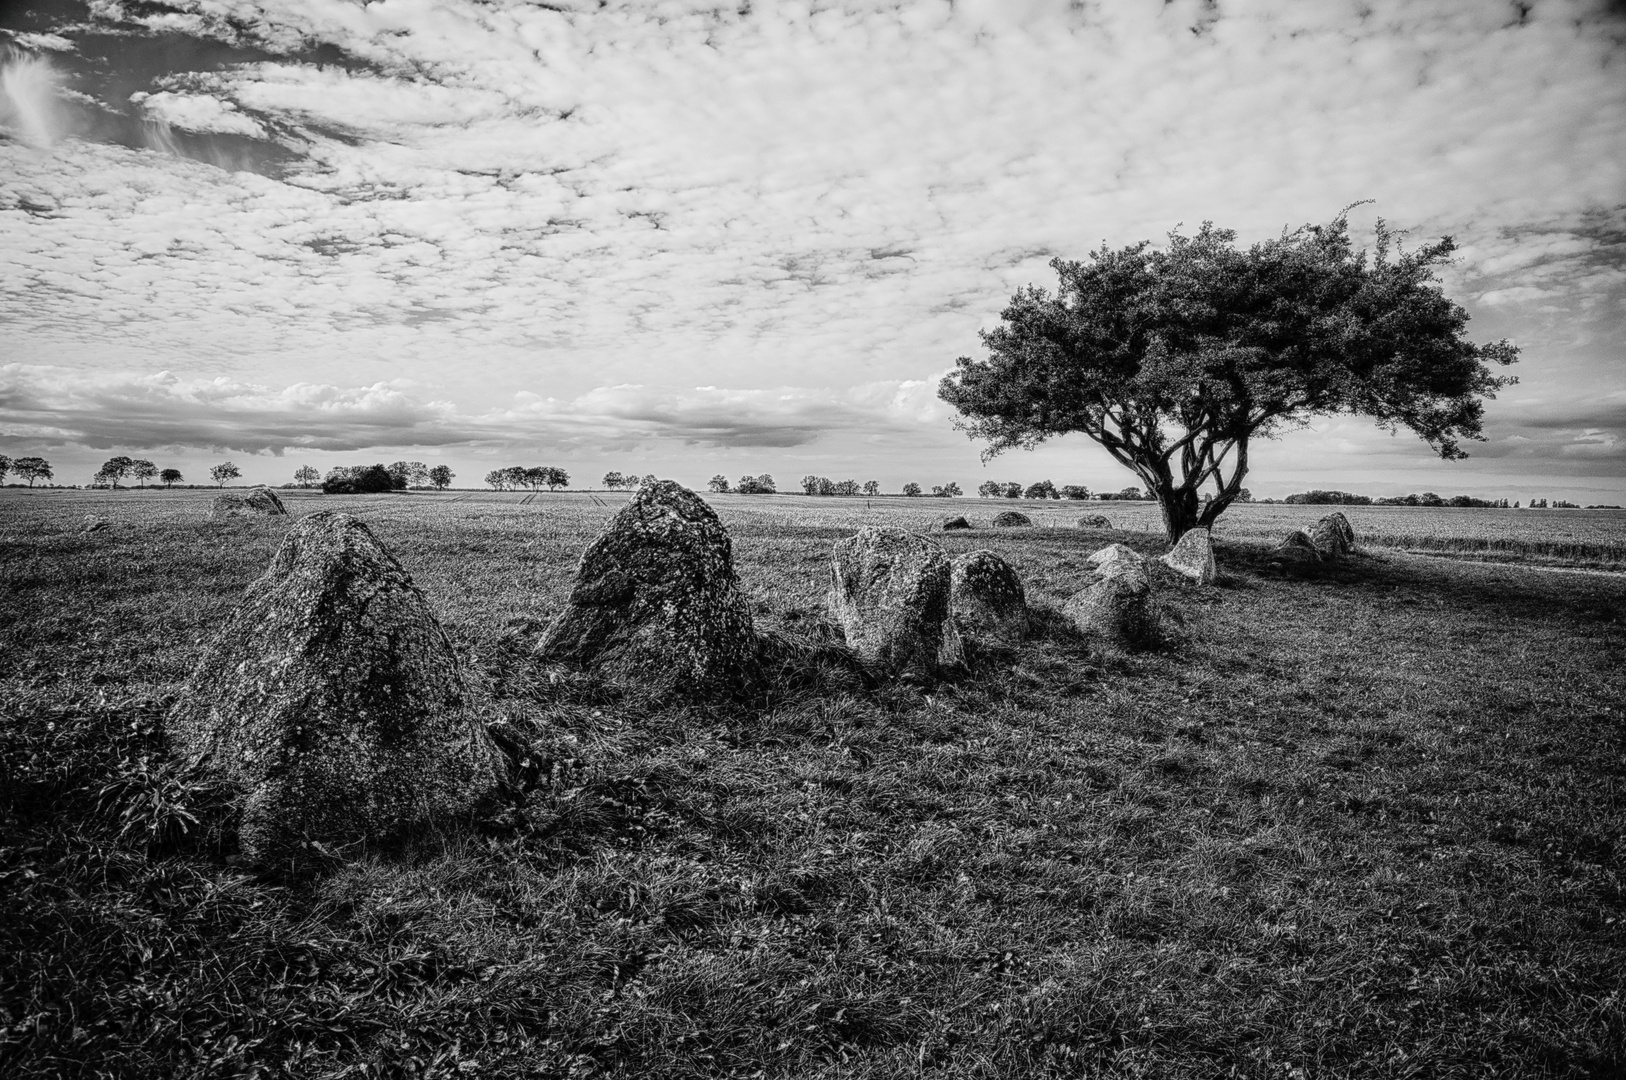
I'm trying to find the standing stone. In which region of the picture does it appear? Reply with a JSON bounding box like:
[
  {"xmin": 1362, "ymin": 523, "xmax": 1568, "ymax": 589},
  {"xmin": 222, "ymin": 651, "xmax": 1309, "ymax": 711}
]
[
  {"xmin": 1268, "ymin": 530, "xmax": 1323, "ymax": 575},
  {"xmin": 1078, "ymin": 514, "xmax": 1113, "ymax": 529},
  {"xmin": 829, "ymin": 527, "xmax": 964, "ymax": 678},
  {"xmin": 1310, "ymin": 512, "xmax": 1356, "ymax": 557},
  {"xmin": 940, "ymin": 515, "xmax": 973, "ymax": 531},
  {"xmin": 992, "ymin": 510, "xmax": 1032, "ymax": 528},
  {"xmin": 1064, "ymin": 544, "xmax": 1154, "ymax": 645},
  {"xmin": 950, "ymin": 550, "xmax": 1029, "ymax": 645},
  {"xmin": 210, "ymin": 487, "xmax": 288, "ymax": 518},
  {"xmin": 167, "ymin": 511, "xmax": 504, "ymax": 871},
  {"xmin": 536, "ymin": 480, "xmax": 760, "ymax": 698},
  {"xmin": 1160, "ymin": 527, "xmax": 1216, "ymax": 585}
]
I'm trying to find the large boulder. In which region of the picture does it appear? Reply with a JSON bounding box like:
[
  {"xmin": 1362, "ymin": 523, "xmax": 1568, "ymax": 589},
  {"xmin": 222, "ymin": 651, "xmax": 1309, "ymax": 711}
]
[
  {"xmin": 536, "ymin": 480, "xmax": 761, "ymax": 698},
  {"xmin": 210, "ymin": 487, "xmax": 288, "ymax": 518},
  {"xmin": 828, "ymin": 527, "xmax": 964, "ymax": 678},
  {"xmin": 950, "ymin": 550, "xmax": 1029, "ymax": 645},
  {"xmin": 1064, "ymin": 544, "xmax": 1155, "ymax": 646},
  {"xmin": 1160, "ymin": 527, "xmax": 1216, "ymax": 585},
  {"xmin": 940, "ymin": 515, "xmax": 973, "ymax": 531},
  {"xmin": 992, "ymin": 510, "xmax": 1032, "ymax": 528},
  {"xmin": 1268, "ymin": 530, "xmax": 1322, "ymax": 576},
  {"xmin": 1310, "ymin": 512, "xmax": 1355, "ymax": 558},
  {"xmin": 167, "ymin": 512, "xmax": 505, "ymax": 871}
]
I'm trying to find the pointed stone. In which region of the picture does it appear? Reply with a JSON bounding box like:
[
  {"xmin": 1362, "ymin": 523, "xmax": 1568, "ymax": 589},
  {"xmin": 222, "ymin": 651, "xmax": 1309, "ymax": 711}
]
[
  {"xmin": 1160, "ymin": 527, "xmax": 1216, "ymax": 585},
  {"xmin": 167, "ymin": 511, "xmax": 504, "ymax": 871},
  {"xmin": 1064, "ymin": 544, "xmax": 1155, "ymax": 645},
  {"xmin": 1268, "ymin": 529, "xmax": 1322, "ymax": 576},
  {"xmin": 950, "ymin": 550, "xmax": 1029, "ymax": 645},
  {"xmin": 1310, "ymin": 512, "xmax": 1356, "ymax": 557},
  {"xmin": 536, "ymin": 480, "xmax": 760, "ymax": 698},
  {"xmin": 210, "ymin": 486, "xmax": 288, "ymax": 518},
  {"xmin": 829, "ymin": 527, "xmax": 964, "ymax": 678}
]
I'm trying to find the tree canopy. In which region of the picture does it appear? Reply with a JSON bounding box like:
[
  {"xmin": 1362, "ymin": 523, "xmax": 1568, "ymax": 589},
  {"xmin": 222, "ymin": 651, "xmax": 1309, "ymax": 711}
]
[{"xmin": 938, "ymin": 211, "xmax": 1519, "ymax": 540}]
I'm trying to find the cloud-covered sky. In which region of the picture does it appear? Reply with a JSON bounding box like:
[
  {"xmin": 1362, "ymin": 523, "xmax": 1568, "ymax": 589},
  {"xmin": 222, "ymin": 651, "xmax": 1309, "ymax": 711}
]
[{"xmin": 1, "ymin": 0, "xmax": 1622, "ymax": 499}]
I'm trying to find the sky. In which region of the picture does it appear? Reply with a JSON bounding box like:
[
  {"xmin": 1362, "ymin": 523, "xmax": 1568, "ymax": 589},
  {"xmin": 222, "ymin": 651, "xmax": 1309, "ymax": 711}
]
[{"xmin": 1, "ymin": 0, "xmax": 1623, "ymax": 501}]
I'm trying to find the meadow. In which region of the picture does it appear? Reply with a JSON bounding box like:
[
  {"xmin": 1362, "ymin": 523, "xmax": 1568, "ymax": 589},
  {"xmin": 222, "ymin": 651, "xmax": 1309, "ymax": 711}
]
[{"xmin": 3, "ymin": 487, "xmax": 1625, "ymax": 1078}]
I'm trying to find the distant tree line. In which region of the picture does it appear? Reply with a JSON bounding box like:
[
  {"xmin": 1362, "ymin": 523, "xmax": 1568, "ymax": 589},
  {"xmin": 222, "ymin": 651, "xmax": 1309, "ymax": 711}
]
[
  {"xmin": 972, "ymin": 479, "xmax": 1172, "ymax": 502},
  {"xmin": 1280, "ymin": 489, "xmax": 1540, "ymax": 508},
  {"xmin": 484, "ymin": 466, "xmax": 569, "ymax": 491},
  {"xmin": 603, "ymin": 472, "xmax": 659, "ymax": 490}
]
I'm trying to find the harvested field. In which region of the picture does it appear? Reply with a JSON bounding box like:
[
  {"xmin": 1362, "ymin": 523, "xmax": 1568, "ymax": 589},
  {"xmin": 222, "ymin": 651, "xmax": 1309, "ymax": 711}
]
[{"xmin": 3, "ymin": 488, "xmax": 1625, "ymax": 1079}]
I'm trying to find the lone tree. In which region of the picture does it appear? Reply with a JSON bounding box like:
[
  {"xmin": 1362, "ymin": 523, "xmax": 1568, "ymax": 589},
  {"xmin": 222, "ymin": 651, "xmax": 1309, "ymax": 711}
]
[
  {"xmin": 160, "ymin": 468, "xmax": 183, "ymax": 487},
  {"xmin": 429, "ymin": 465, "xmax": 454, "ymax": 490},
  {"xmin": 15, "ymin": 457, "xmax": 52, "ymax": 486},
  {"xmin": 708, "ymin": 474, "xmax": 730, "ymax": 493},
  {"xmin": 210, "ymin": 462, "xmax": 242, "ymax": 487},
  {"xmin": 938, "ymin": 211, "xmax": 1519, "ymax": 541},
  {"xmin": 0, "ymin": 454, "xmax": 10, "ymax": 485},
  {"xmin": 132, "ymin": 459, "xmax": 157, "ymax": 487},
  {"xmin": 294, "ymin": 465, "xmax": 320, "ymax": 487}
]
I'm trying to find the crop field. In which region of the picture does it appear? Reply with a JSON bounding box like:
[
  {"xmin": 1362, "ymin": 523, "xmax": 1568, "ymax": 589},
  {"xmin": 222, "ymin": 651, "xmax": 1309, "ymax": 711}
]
[{"xmin": 3, "ymin": 487, "xmax": 1626, "ymax": 1078}]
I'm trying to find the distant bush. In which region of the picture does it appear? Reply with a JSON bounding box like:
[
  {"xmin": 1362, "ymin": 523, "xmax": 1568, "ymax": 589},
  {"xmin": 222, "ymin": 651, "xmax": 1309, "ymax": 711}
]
[
  {"xmin": 323, "ymin": 464, "xmax": 396, "ymax": 494},
  {"xmin": 1286, "ymin": 490, "xmax": 1373, "ymax": 505},
  {"xmin": 737, "ymin": 474, "xmax": 776, "ymax": 494},
  {"xmin": 1059, "ymin": 484, "xmax": 1091, "ymax": 500}
]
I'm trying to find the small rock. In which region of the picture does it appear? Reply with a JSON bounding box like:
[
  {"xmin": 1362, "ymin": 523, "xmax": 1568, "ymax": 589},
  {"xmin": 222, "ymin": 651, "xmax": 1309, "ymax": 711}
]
[
  {"xmin": 950, "ymin": 550, "xmax": 1029, "ymax": 645},
  {"xmin": 1160, "ymin": 527, "xmax": 1216, "ymax": 585},
  {"xmin": 1268, "ymin": 530, "xmax": 1323, "ymax": 576},
  {"xmin": 940, "ymin": 515, "xmax": 973, "ymax": 531},
  {"xmin": 167, "ymin": 511, "xmax": 505, "ymax": 873},
  {"xmin": 992, "ymin": 510, "xmax": 1032, "ymax": 528},
  {"xmin": 1077, "ymin": 514, "xmax": 1113, "ymax": 529},
  {"xmin": 536, "ymin": 480, "xmax": 761, "ymax": 698},
  {"xmin": 210, "ymin": 487, "xmax": 288, "ymax": 518},
  {"xmin": 1064, "ymin": 544, "xmax": 1154, "ymax": 645},
  {"xmin": 829, "ymin": 526, "xmax": 964, "ymax": 678},
  {"xmin": 80, "ymin": 516, "xmax": 109, "ymax": 533}
]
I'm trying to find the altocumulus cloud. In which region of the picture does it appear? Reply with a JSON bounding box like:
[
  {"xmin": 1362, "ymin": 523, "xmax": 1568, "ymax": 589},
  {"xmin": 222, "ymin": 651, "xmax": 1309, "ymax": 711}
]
[{"xmin": 0, "ymin": 365, "xmax": 949, "ymax": 454}]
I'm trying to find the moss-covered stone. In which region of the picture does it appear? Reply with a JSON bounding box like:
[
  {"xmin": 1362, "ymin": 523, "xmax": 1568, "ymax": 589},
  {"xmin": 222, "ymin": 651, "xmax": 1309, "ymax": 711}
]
[
  {"xmin": 1063, "ymin": 543, "xmax": 1154, "ymax": 646},
  {"xmin": 167, "ymin": 511, "xmax": 503, "ymax": 873},
  {"xmin": 992, "ymin": 511, "xmax": 1032, "ymax": 528},
  {"xmin": 950, "ymin": 550, "xmax": 1029, "ymax": 645},
  {"xmin": 829, "ymin": 527, "xmax": 964, "ymax": 679},
  {"xmin": 209, "ymin": 487, "xmax": 288, "ymax": 518}
]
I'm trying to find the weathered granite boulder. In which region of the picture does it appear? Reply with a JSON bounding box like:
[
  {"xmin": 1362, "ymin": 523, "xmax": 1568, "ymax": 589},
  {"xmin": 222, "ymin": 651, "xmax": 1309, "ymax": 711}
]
[
  {"xmin": 1064, "ymin": 544, "xmax": 1155, "ymax": 645},
  {"xmin": 536, "ymin": 480, "xmax": 761, "ymax": 698},
  {"xmin": 167, "ymin": 511, "xmax": 505, "ymax": 871},
  {"xmin": 1160, "ymin": 527, "xmax": 1216, "ymax": 585},
  {"xmin": 210, "ymin": 487, "xmax": 288, "ymax": 518},
  {"xmin": 950, "ymin": 550, "xmax": 1029, "ymax": 645},
  {"xmin": 1310, "ymin": 512, "xmax": 1355, "ymax": 557},
  {"xmin": 992, "ymin": 510, "xmax": 1032, "ymax": 528},
  {"xmin": 940, "ymin": 515, "xmax": 973, "ymax": 531},
  {"xmin": 829, "ymin": 527, "xmax": 964, "ymax": 678},
  {"xmin": 1078, "ymin": 514, "xmax": 1113, "ymax": 529},
  {"xmin": 1268, "ymin": 530, "xmax": 1323, "ymax": 576}
]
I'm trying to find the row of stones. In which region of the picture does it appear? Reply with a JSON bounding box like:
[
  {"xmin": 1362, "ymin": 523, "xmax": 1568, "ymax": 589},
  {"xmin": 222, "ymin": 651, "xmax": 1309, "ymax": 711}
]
[{"xmin": 164, "ymin": 481, "xmax": 1229, "ymax": 873}]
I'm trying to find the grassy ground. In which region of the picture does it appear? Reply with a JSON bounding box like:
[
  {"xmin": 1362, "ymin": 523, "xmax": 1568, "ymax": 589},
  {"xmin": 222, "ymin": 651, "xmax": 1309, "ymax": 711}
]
[{"xmin": 3, "ymin": 488, "xmax": 1625, "ymax": 1078}]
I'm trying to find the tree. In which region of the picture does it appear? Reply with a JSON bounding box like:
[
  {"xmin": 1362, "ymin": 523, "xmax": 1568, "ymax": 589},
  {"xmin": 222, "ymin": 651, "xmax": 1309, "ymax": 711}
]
[
  {"xmin": 737, "ymin": 474, "xmax": 776, "ymax": 494},
  {"xmin": 430, "ymin": 465, "xmax": 454, "ymax": 490},
  {"xmin": 902, "ymin": 482, "xmax": 922, "ymax": 497},
  {"xmin": 1002, "ymin": 482, "xmax": 1022, "ymax": 499},
  {"xmin": 294, "ymin": 465, "xmax": 320, "ymax": 487},
  {"xmin": 1060, "ymin": 484, "xmax": 1091, "ymax": 500},
  {"xmin": 323, "ymin": 464, "xmax": 393, "ymax": 494},
  {"xmin": 604, "ymin": 471, "xmax": 626, "ymax": 490},
  {"xmin": 977, "ymin": 480, "xmax": 1002, "ymax": 498},
  {"xmin": 0, "ymin": 454, "xmax": 10, "ymax": 485},
  {"xmin": 15, "ymin": 457, "xmax": 52, "ymax": 486},
  {"xmin": 938, "ymin": 211, "xmax": 1519, "ymax": 541},
  {"xmin": 160, "ymin": 468, "xmax": 183, "ymax": 488},
  {"xmin": 834, "ymin": 479, "xmax": 861, "ymax": 496},
  {"xmin": 98, "ymin": 456, "xmax": 135, "ymax": 488},
  {"xmin": 1024, "ymin": 479, "xmax": 1057, "ymax": 499},
  {"xmin": 209, "ymin": 462, "xmax": 241, "ymax": 487},
  {"xmin": 132, "ymin": 459, "xmax": 157, "ymax": 487},
  {"xmin": 940, "ymin": 481, "xmax": 963, "ymax": 497},
  {"xmin": 543, "ymin": 467, "xmax": 570, "ymax": 491},
  {"xmin": 801, "ymin": 474, "xmax": 823, "ymax": 495},
  {"xmin": 708, "ymin": 475, "xmax": 730, "ymax": 493},
  {"xmin": 485, "ymin": 469, "xmax": 507, "ymax": 490},
  {"xmin": 862, "ymin": 480, "xmax": 880, "ymax": 497}
]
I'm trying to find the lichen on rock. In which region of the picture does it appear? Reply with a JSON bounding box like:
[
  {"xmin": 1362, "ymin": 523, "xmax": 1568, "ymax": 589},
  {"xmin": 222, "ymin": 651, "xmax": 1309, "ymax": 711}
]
[
  {"xmin": 1064, "ymin": 543, "xmax": 1155, "ymax": 646},
  {"xmin": 210, "ymin": 487, "xmax": 288, "ymax": 518},
  {"xmin": 167, "ymin": 511, "xmax": 504, "ymax": 873},
  {"xmin": 828, "ymin": 526, "xmax": 964, "ymax": 679},
  {"xmin": 1160, "ymin": 527, "xmax": 1216, "ymax": 585},
  {"xmin": 950, "ymin": 550, "xmax": 1029, "ymax": 645},
  {"xmin": 992, "ymin": 511, "xmax": 1032, "ymax": 528}
]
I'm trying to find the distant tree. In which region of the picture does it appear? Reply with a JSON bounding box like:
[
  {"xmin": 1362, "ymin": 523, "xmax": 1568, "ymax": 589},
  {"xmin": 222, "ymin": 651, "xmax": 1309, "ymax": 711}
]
[
  {"xmin": 408, "ymin": 462, "xmax": 429, "ymax": 488},
  {"xmin": 294, "ymin": 465, "xmax": 320, "ymax": 487},
  {"xmin": 542, "ymin": 467, "xmax": 570, "ymax": 491},
  {"xmin": 1002, "ymin": 482, "xmax": 1022, "ymax": 499},
  {"xmin": 485, "ymin": 469, "xmax": 507, "ymax": 490},
  {"xmin": 322, "ymin": 464, "xmax": 394, "ymax": 494},
  {"xmin": 1418, "ymin": 492, "xmax": 1444, "ymax": 507},
  {"xmin": 708, "ymin": 475, "xmax": 730, "ymax": 493},
  {"xmin": 902, "ymin": 482, "xmax": 922, "ymax": 497},
  {"xmin": 939, "ymin": 212, "xmax": 1519, "ymax": 541},
  {"xmin": 801, "ymin": 474, "xmax": 823, "ymax": 495},
  {"xmin": 936, "ymin": 481, "xmax": 963, "ymax": 497},
  {"xmin": 862, "ymin": 480, "xmax": 880, "ymax": 497},
  {"xmin": 603, "ymin": 471, "xmax": 626, "ymax": 490},
  {"xmin": 834, "ymin": 479, "xmax": 861, "ymax": 496},
  {"xmin": 97, "ymin": 456, "xmax": 135, "ymax": 488},
  {"xmin": 131, "ymin": 459, "xmax": 157, "ymax": 487},
  {"xmin": 209, "ymin": 462, "xmax": 241, "ymax": 487},
  {"xmin": 0, "ymin": 454, "xmax": 10, "ymax": 485},
  {"xmin": 977, "ymin": 480, "xmax": 1002, "ymax": 498},
  {"xmin": 1059, "ymin": 484, "xmax": 1091, "ymax": 500},
  {"xmin": 1117, "ymin": 486, "xmax": 1144, "ymax": 501},
  {"xmin": 1235, "ymin": 488, "xmax": 1253, "ymax": 503},
  {"xmin": 521, "ymin": 466, "xmax": 547, "ymax": 491},
  {"xmin": 90, "ymin": 466, "xmax": 114, "ymax": 489},
  {"xmin": 1024, "ymin": 479, "xmax": 1057, "ymax": 500},
  {"xmin": 737, "ymin": 474, "xmax": 776, "ymax": 494},
  {"xmin": 14, "ymin": 457, "xmax": 52, "ymax": 487},
  {"xmin": 429, "ymin": 465, "xmax": 454, "ymax": 490},
  {"xmin": 160, "ymin": 468, "xmax": 183, "ymax": 488}
]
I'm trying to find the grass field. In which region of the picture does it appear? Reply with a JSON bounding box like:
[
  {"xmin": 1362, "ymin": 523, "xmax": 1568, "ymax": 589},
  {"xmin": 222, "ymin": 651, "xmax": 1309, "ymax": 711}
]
[{"xmin": 3, "ymin": 488, "xmax": 1625, "ymax": 1078}]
